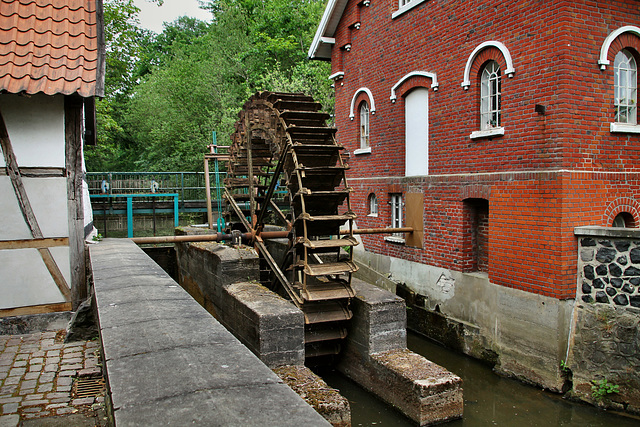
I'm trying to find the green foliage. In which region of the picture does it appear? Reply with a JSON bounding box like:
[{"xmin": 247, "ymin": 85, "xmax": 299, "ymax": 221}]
[
  {"xmin": 591, "ymin": 378, "xmax": 619, "ymax": 400},
  {"xmin": 88, "ymin": 0, "xmax": 332, "ymax": 173}
]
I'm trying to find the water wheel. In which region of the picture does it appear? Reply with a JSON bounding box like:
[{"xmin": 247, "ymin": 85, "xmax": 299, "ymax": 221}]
[{"xmin": 223, "ymin": 91, "xmax": 358, "ymax": 362}]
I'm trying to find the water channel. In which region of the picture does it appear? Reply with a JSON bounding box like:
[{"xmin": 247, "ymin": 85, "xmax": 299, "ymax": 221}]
[{"xmin": 321, "ymin": 331, "xmax": 640, "ymax": 426}]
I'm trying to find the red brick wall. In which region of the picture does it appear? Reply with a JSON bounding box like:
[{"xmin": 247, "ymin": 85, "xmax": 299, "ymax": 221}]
[
  {"xmin": 328, "ymin": 0, "xmax": 640, "ymax": 299},
  {"xmin": 351, "ymin": 172, "xmax": 640, "ymax": 299}
]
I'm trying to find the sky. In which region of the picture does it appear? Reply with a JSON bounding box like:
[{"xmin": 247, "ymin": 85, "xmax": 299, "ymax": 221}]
[{"xmin": 133, "ymin": 0, "xmax": 212, "ymax": 33}]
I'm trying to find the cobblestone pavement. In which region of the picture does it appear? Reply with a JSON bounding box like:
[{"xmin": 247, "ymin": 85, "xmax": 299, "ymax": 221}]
[{"xmin": 0, "ymin": 331, "xmax": 107, "ymax": 426}]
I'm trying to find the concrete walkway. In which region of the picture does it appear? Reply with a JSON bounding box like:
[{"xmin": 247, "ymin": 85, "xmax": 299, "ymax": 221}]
[
  {"xmin": 0, "ymin": 331, "xmax": 106, "ymax": 426},
  {"xmin": 91, "ymin": 238, "xmax": 329, "ymax": 426}
]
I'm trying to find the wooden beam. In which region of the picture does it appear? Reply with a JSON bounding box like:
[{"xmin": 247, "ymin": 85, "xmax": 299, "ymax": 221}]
[
  {"xmin": 0, "ymin": 302, "xmax": 72, "ymax": 318},
  {"xmin": 0, "ymin": 167, "xmax": 65, "ymax": 178},
  {"xmin": 0, "ymin": 237, "xmax": 69, "ymax": 250},
  {"xmin": 65, "ymin": 95, "xmax": 87, "ymax": 309},
  {"xmin": 0, "ymin": 107, "xmax": 72, "ymax": 303}
]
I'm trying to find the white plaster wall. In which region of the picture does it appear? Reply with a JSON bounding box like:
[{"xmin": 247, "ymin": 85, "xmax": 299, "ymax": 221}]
[
  {"xmin": 0, "ymin": 177, "xmax": 69, "ymax": 240},
  {"xmin": 0, "ymin": 247, "xmax": 69, "ymax": 308},
  {"xmin": 0, "ymin": 94, "xmax": 65, "ymax": 168},
  {"xmin": 0, "ymin": 95, "xmax": 71, "ymax": 309}
]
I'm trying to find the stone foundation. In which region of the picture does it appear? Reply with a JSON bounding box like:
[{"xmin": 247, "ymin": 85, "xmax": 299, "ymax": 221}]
[
  {"xmin": 568, "ymin": 227, "xmax": 640, "ymax": 413},
  {"xmin": 339, "ymin": 279, "xmax": 463, "ymax": 425},
  {"xmin": 175, "ymin": 237, "xmax": 304, "ymax": 367},
  {"xmin": 355, "ymin": 249, "xmax": 572, "ymax": 392},
  {"xmin": 177, "ymin": 233, "xmax": 463, "ymax": 425}
]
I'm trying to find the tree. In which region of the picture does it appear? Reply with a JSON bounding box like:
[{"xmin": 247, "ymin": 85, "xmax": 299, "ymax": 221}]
[{"xmin": 89, "ymin": 0, "xmax": 332, "ymax": 172}]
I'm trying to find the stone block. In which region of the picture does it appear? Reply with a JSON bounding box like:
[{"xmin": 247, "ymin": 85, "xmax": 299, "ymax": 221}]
[
  {"xmin": 347, "ymin": 279, "xmax": 407, "ymax": 355},
  {"xmin": 221, "ymin": 282, "xmax": 305, "ymax": 367},
  {"xmin": 339, "ymin": 279, "xmax": 462, "ymax": 425},
  {"xmin": 340, "ymin": 348, "xmax": 462, "ymax": 426}
]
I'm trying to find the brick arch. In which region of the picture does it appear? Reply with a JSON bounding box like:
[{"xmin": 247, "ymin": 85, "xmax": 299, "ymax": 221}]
[
  {"xmin": 391, "ymin": 75, "xmax": 435, "ymax": 103},
  {"xmin": 469, "ymin": 47, "xmax": 506, "ymax": 85},
  {"xmin": 603, "ymin": 197, "xmax": 640, "ymax": 227},
  {"xmin": 461, "ymin": 41, "xmax": 515, "ymax": 90},
  {"xmin": 461, "ymin": 184, "xmax": 491, "ymax": 200},
  {"xmin": 390, "ymin": 71, "xmax": 439, "ymax": 103},
  {"xmin": 349, "ymin": 87, "xmax": 376, "ymax": 120},
  {"xmin": 598, "ymin": 25, "xmax": 640, "ymax": 70}
]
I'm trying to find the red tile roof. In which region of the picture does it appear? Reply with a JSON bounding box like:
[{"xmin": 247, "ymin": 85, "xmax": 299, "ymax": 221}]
[{"xmin": 0, "ymin": 0, "xmax": 104, "ymax": 97}]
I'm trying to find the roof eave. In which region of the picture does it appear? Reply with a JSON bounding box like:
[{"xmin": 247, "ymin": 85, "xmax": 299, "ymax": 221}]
[{"xmin": 308, "ymin": 0, "xmax": 349, "ymax": 60}]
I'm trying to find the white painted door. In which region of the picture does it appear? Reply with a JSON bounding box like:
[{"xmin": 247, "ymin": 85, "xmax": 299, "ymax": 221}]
[{"xmin": 405, "ymin": 88, "xmax": 429, "ymax": 176}]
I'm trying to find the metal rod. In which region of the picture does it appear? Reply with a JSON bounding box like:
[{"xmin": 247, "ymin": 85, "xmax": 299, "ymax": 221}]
[
  {"xmin": 130, "ymin": 227, "xmax": 414, "ymax": 245},
  {"xmin": 255, "ymin": 143, "xmax": 288, "ymax": 228},
  {"xmin": 204, "ymin": 158, "xmax": 213, "ymax": 229}
]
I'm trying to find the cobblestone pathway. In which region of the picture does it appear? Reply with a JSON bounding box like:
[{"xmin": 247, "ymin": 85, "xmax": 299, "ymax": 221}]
[{"xmin": 0, "ymin": 331, "xmax": 107, "ymax": 426}]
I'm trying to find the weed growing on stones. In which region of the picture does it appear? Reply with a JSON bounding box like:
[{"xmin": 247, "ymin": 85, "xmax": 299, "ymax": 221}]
[{"xmin": 591, "ymin": 378, "xmax": 619, "ymax": 400}]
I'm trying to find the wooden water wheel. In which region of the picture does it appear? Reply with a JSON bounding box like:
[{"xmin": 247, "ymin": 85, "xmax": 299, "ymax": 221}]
[{"xmin": 223, "ymin": 91, "xmax": 358, "ymax": 362}]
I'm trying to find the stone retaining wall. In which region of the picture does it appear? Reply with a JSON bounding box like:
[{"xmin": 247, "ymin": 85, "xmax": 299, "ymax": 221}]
[
  {"xmin": 569, "ymin": 227, "xmax": 640, "ymax": 413},
  {"xmin": 175, "ymin": 237, "xmax": 305, "ymax": 367}
]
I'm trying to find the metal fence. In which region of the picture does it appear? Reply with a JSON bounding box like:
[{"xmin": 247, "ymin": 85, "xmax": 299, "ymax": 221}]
[{"xmin": 86, "ymin": 171, "xmax": 227, "ymax": 206}]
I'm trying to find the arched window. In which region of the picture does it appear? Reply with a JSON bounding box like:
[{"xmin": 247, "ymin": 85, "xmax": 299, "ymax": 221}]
[
  {"xmin": 612, "ymin": 212, "xmax": 635, "ymax": 228},
  {"xmin": 359, "ymin": 102, "xmax": 370, "ymax": 149},
  {"xmin": 480, "ymin": 61, "xmax": 501, "ymax": 130},
  {"xmin": 614, "ymin": 49, "xmax": 637, "ymax": 125},
  {"xmin": 367, "ymin": 193, "xmax": 378, "ymax": 216}
]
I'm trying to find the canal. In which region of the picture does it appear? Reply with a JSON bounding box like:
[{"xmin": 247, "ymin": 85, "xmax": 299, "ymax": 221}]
[{"xmin": 321, "ymin": 331, "xmax": 640, "ymax": 426}]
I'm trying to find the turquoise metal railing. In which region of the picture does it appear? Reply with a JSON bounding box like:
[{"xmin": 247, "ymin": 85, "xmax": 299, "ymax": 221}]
[
  {"xmin": 87, "ymin": 172, "xmax": 226, "ymax": 213},
  {"xmin": 90, "ymin": 193, "xmax": 179, "ymax": 238}
]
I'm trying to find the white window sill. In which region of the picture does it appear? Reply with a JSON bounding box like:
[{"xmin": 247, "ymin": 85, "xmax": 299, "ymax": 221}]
[
  {"xmin": 610, "ymin": 123, "xmax": 640, "ymax": 133},
  {"xmin": 470, "ymin": 127, "xmax": 505, "ymax": 140},
  {"xmin": 391, "ymin": 0, "xmax": 427, "ymax": 19},
  {"xmin": 384, "ymin": 236, "xmax": 405, "ymax": 244},
  {"xmin": 366, "ymin": 213, "xmax": 378, "ymax": 217},
  {"xmin": 354, "ymin": 147, "xmax": 372, "ymax": 155}
]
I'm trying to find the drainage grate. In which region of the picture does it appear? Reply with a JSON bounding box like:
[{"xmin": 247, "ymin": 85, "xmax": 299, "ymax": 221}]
[{"xmin": 73, "ymin": 376, "xmax": 105, "ymax": 399}]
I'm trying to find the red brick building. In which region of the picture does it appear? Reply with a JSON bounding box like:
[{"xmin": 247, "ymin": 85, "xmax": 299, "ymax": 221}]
[{"xmin": 310, "ymin": 0, "xmax": 640, "ymax": 389}]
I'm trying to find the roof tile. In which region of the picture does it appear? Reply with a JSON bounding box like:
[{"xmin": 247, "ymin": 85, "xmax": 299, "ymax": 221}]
[{"xmin": 0, "ymin": 0, "xmax": 103, "ymax": 97}]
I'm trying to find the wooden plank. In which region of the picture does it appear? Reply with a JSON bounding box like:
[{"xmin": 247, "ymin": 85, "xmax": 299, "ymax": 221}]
[
  {"xmin": 0, "ymin": 167, "xmax": 65, "ymax": 177},
  {"xmin": 0, "ymin": 302, "xmax": 72, "ymax": 318},
  {"xmin": 65, "ymin": 95, "xmax": 87, "ymax": 309},
  {"xmin": 0, "ymin": 237, "xmax": 69, "ymax": 250},
  {"xmin": 405, "ymin": 192, "xmax": 424, "ymax": 249}
]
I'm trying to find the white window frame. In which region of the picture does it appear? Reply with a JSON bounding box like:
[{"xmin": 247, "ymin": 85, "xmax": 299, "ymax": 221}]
[
  {"xmin": 360, "ymin": 102, "xmax": 370, "ymax": 149},
  {"xmin": 613, "ymin": 49, "xmax": 638, "ymax": 127},
  {"xmin": 385, "ymin": 193, "xmax": 405, "ymax": 243},
  {"xmin": 367, "ymin": 193, "xmax": 378, "ymax": 217},
  {"xmin": 392, "ymin": 0, "xmax": 427, "ymax": 19},
  {"xmin": 480, "ymin": 61, "xmax": 501, "ymax": 130},
  {"xmin": 471, "ymin": 61, "xmax": 504, "ymax": 139}
]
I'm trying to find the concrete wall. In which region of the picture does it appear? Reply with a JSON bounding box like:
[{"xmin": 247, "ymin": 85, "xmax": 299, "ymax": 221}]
[
  {"xmin": 355, "ymin": 247, "xmax": 573, "ymax": 391},
  {"xmin": 0, "ymin": 94, "xmax": 70, "ymax": 310},
  {"xmin": 567, "ymin": 227, "xmax": 640, "ymax": 413}
]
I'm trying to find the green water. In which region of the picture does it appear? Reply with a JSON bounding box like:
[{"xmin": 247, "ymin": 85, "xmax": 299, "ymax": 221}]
[{"xmin": 321, "ymin": 332, "xmax": 640, "ymax": 426}]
